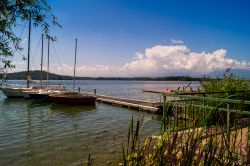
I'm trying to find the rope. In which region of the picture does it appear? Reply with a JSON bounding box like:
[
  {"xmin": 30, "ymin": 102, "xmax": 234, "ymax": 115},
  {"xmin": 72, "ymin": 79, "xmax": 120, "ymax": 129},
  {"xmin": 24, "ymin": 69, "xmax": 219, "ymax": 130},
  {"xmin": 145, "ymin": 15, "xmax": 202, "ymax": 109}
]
[
  {"xmin": 49, "ymin": 41, "xmax": 65, "ymax": 86},
  {"xmin": 51, "ymin": 41, "xmax": 66, "ymax": 76},
  {"xmin": 30, "ymin": 35, "xmax": 42, "ymax": 72}
]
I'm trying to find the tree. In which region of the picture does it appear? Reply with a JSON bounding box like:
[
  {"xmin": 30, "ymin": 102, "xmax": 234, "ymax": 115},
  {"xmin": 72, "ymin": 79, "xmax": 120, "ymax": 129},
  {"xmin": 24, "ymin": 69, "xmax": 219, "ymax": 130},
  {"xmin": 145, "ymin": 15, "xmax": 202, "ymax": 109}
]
[{"xmin": 0, "ymin": 0, "xmax": 61, "ymax": 81}]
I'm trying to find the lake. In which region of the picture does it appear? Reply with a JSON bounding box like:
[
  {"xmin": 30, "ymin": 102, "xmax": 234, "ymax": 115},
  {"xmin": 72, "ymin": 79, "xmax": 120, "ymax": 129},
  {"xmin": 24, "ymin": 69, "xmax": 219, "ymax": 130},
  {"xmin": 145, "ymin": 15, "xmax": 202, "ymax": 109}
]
[{"xmin": 0, "ymin": 80, "xmax": 199, "ymax": 165}]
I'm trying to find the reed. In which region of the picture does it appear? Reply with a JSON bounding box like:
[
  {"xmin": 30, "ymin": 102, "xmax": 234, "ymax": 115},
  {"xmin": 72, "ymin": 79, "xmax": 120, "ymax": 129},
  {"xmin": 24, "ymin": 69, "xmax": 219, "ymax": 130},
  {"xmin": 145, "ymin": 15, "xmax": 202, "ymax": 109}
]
[
  {"xmin": 121, "ymin": 115, "xmax": 250, "ymax": 165},
  {"xmin": 120, "ymin": 73, "xmax": 250, "ymax": 165}
]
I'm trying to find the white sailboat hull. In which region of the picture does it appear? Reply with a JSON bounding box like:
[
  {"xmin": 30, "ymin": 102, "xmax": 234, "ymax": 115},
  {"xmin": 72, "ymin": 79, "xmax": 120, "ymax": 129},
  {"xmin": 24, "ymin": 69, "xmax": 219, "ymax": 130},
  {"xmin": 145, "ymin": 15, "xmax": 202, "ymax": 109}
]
[{"xmin": 0, "ymin": 87, "xmax": 24, "ymax": 97}]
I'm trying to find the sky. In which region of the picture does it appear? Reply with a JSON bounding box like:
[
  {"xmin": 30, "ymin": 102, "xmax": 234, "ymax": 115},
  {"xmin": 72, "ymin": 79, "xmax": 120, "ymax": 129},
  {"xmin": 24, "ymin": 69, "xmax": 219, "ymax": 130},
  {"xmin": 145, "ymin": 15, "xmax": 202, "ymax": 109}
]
[{"xmin": 12, "ymin": 0, "xmax": 250, "ymax": 77}]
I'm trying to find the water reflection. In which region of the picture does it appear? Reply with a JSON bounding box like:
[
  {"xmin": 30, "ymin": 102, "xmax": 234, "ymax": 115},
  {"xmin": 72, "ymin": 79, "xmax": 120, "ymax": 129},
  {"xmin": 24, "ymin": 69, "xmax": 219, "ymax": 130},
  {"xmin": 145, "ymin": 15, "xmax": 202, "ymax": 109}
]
[
  {"xmin": 2, "ymin": 97, "xmax": 29, "ymax": 105},
  {"xmin": 50, "ymin": 104, "xmax": 96, "ymax": 115},
  {"xmin": 0, "ymin": 81, "xmax": 168, "ymax": 165},
  {"xmin": 2, "ymin": 97, "xmax": 52, "ymax": 109},
  {"xmin": 27, "ymin": 99, "xmax": 52, "ymax": 108}
]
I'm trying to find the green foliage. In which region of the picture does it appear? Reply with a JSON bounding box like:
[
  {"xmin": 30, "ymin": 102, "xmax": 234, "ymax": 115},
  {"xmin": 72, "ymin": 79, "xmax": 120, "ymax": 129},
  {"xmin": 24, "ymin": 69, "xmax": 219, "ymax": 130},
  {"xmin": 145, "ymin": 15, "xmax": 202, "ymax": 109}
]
[
  {"xmin": 0, "ymin": 0, "xmax": 61, "ymax": 75},
  {"xmin": 201, "ymin": 70, "xmax": 250, "ymax": 99},
  {"xmin": 120, "ymin": 77, "xmax": 250, "ymax": 165},
  {"xmin": 199, "ymin": 70, "xmax": 250, "ymax": 122},
  {"xmin": 121, "ymin": 118, "xmax": 250, "ymax": 166}
]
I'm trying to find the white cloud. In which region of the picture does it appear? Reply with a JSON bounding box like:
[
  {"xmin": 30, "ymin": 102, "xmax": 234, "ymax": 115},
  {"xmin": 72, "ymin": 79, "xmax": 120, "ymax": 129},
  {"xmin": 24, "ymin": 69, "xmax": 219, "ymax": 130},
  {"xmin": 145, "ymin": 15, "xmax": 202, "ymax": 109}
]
[
  {"xmin": 171, "ymin": 39, "xmax": 185, "ymax": 45},
  {"xmin": 120, "ymin": 45, "xmax": 250, "ymax": 76},
  {"xmin": 10, "ymin": 44, "xmax": 250, "ymax": 77},
  {"xmin": 46, "ymin": 64, "xmax": 118, "ymax": 77}
]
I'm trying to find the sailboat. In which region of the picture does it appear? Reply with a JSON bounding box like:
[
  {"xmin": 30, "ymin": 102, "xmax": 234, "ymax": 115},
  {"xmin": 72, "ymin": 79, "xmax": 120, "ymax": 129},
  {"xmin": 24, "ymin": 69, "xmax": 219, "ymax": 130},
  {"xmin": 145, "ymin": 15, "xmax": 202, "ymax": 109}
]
[
  {"xmin": 22, "ymin": 35, "xmax": 66, "ymax": 99},
  {"xmin": 50, "ymin": 38, "xmax": 96, "ymax": 105},
  {"xmin": 0, "ymin": 13, "xmax": 33, "ymax": 97},
  {"xmin": 0, "ymin": 87, "xmax": 25, "ymax": 97}
]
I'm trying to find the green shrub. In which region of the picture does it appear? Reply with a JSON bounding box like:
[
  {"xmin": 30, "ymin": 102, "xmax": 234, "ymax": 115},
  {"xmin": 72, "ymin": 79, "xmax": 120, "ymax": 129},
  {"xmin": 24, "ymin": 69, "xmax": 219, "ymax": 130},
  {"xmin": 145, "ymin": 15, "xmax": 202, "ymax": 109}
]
[{"xmin": 201, "ymin": 70, "xmax": 250, "ymax": 99}]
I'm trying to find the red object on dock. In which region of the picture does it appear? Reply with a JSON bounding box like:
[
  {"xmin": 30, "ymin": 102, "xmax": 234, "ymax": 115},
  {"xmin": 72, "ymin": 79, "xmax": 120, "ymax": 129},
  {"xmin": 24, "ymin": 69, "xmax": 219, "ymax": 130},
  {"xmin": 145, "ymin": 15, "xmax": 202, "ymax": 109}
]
[{"xmin": 164, "ymin": 88, "xmax": 173, "ymax": 93}]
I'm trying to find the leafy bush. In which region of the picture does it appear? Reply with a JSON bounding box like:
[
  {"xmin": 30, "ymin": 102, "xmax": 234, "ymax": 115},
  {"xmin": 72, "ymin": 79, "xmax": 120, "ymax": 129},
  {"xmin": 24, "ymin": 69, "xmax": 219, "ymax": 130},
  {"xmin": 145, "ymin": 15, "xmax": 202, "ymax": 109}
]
[
  {"xmin": 201, "ymin": 70, "xmax": 250, "ymax": 99},
  {"xmin": 199, "ymin": 70, "xmax": 250, "ymax": 124}
]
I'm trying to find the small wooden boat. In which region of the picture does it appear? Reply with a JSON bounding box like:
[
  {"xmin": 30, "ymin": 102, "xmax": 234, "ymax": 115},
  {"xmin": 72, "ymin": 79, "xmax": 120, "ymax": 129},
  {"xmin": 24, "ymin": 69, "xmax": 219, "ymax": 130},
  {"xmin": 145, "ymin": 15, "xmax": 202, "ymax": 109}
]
[
  {"xmin": 49, "ymin": 39, "xmax": 96, "ymax": 105},
  {"xmin": 50, "ymin": 92, "xmax": 96, "ymax": 105}
]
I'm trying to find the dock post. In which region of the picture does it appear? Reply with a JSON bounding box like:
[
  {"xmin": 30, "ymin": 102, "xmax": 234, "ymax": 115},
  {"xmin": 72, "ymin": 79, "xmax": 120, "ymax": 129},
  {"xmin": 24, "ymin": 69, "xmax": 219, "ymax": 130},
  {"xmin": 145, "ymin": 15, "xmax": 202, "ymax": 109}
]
[{"xmin": 94, "ymin": 89, "xmax": 96, "ymax": 95}]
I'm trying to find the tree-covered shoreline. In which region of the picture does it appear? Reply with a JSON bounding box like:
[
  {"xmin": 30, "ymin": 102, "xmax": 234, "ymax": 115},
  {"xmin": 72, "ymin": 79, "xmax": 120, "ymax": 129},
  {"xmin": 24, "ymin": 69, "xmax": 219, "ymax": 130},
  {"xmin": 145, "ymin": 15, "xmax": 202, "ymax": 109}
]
[{"xmin": 3, "ymin": 70, "xmax": 204, "ymax": 81}]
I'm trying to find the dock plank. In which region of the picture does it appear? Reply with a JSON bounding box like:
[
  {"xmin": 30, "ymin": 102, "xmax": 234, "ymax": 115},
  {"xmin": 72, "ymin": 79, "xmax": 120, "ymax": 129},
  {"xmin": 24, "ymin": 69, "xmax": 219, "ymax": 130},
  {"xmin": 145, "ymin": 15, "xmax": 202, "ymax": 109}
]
[{"xmin": 81, "ymin": 92, "xmax": 162, "ymax": 114}]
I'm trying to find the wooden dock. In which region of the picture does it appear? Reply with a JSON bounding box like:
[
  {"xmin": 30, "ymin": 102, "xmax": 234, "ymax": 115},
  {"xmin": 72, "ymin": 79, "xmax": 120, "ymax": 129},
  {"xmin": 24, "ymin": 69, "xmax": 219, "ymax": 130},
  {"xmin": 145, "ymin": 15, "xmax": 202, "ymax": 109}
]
[{"xmin": 82, "ymin": 93, "xmax": 163, "ymax": 114}]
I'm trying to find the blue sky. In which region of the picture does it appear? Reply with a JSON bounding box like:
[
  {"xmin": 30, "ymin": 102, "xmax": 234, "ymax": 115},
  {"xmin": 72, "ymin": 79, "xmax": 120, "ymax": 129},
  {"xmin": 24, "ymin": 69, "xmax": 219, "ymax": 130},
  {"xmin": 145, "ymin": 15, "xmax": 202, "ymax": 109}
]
[{"xmin": 13, "ymin": 0, "xmax": 250, "ymax": 76}]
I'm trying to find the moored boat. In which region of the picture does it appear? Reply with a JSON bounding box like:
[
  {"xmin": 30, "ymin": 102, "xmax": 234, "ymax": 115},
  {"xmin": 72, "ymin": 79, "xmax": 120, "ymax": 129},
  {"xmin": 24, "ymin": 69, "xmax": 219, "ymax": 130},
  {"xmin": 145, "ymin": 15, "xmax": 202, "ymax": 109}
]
[
  {"xmin": 0, "ymin": 84, "xmax": 47, "ymax": 98},
  {"xmin": 21, "ymin": 85, "xmax": 66, "ymax": 99},
  {"xmin": 0, "ymin": 13, "xmax": 33, "ymax": 98},
  {"xmin": 49, "ymin": 39, "xmax": 96, "ymax": 105},
  {"xmin": 28, "ymin": 92, "xmax": 51, "ymax": 99},
  {"xmin": 50, "ymin": 92, "xmax": 96, "ymax": 105},
  {"xmin": 0, "ymin": 87, "xmax": 28, "ymax": 97},
  {"xmin": 28, "ymin": 90, "xmax": 56, "ymax": 99},
  {"xmin": 20, "ymin": 89, "xmax": 34, "ymax": 98}
]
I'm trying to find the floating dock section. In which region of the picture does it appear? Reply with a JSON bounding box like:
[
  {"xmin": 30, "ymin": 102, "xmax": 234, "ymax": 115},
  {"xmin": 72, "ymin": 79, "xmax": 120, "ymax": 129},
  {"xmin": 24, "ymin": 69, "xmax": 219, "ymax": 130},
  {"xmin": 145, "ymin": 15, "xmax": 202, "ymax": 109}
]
[{"xmin": 82, "ymin": 93, "xmax": 162, "ymax": 114}]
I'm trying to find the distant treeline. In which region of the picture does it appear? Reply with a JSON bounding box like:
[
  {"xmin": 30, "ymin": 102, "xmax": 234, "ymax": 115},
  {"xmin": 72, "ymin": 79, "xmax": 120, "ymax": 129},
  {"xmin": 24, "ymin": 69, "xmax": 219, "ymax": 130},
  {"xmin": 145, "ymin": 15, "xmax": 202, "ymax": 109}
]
[{"xmin": 2, "ymin": 70, "xmax": 203, "ymax": 81}]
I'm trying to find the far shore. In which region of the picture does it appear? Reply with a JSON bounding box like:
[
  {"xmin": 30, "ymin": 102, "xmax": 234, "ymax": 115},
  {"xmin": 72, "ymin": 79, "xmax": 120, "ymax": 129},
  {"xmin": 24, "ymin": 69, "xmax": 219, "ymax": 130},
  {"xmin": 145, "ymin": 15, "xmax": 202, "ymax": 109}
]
[{"xmin": 3, "ymin": 70, "xmax": 206, "ymax": 81}]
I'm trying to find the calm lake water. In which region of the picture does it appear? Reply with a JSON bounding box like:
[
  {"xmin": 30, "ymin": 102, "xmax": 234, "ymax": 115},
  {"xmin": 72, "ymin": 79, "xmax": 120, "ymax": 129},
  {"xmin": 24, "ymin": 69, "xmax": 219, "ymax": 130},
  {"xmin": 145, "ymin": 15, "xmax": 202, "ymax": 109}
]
[{"xmin": 0, "ymin": 80, "xmax": 199, "ymax": 165}]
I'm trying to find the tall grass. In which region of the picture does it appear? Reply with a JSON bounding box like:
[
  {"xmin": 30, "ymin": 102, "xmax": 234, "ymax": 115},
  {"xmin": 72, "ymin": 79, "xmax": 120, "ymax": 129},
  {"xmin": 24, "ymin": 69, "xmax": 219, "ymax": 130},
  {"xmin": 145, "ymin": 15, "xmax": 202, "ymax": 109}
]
[
  {"xmin": 121, "ymin": 113, "xmax": 250, "ymax": 165},
  {"xmin": 121, "ymin": 73, "xmax": 250, "ymax": 165}
]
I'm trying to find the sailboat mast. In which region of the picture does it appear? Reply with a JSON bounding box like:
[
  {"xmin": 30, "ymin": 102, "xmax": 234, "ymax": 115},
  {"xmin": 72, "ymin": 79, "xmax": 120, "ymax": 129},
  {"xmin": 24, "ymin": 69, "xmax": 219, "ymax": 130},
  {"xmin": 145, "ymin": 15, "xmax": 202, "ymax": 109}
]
[
  {"xmin": 40, "ymin": 34, "xmax": 44, "ymax": 86},
  {"xmin": 47, "ymin": 37, "xmax": 50, "ymax": 87},
  {"xmin": 27, "ymin": 12, "xmax": 32, "ymax": 88},
  {"xmin": 73, "ymin": 38, "xmax": 77, "ymax": 91}
]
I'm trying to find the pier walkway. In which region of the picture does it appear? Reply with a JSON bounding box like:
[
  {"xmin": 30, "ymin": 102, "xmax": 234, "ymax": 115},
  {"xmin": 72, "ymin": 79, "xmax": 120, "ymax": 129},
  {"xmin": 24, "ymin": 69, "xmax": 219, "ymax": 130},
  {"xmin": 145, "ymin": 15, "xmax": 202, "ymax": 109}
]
[{"xmin": 81, "ymin": 92, "xmax": 162, "ymax": 114}]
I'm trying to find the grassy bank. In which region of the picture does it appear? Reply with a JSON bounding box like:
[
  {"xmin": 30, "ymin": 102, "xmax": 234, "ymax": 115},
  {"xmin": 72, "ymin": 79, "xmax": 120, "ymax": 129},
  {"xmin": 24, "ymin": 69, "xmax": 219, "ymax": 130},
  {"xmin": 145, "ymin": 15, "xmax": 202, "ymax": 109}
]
[{"xmin": 120, "ymin": 73, "xmax": 250, "ymax": 165}]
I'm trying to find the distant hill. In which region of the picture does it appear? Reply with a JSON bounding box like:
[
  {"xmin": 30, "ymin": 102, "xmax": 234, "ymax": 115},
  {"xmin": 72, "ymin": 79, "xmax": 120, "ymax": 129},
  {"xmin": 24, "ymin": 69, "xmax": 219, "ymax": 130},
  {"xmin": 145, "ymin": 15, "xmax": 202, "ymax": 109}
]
[
  {"xmin": 1, "ymin": 70, "xmax": 203, "ymax": 81},
  {"xmin": 4, "ymin": 70, "xmax": 73, "ymax": 80}
]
